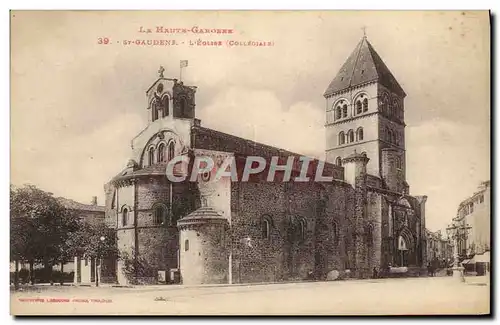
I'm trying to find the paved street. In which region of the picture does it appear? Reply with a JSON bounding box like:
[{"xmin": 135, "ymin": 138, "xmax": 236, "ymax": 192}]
[{"xmin": 11, "ymin": 276, "xmax": 490, "ymax": 315}]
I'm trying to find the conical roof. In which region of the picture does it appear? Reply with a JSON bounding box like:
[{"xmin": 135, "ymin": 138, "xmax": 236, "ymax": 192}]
[{"xmin": 324, "ymin": 37, "xmax": 406, "ymax": 97}]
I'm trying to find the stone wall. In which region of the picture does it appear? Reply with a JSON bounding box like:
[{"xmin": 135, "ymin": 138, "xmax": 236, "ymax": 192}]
[
  {"xmin": 179, "ymin": 224, "xmax": 228, "ymax": 285},
  {"xmin": 229, "ymin": 179, "xmax": 355, "ymax": 283}
]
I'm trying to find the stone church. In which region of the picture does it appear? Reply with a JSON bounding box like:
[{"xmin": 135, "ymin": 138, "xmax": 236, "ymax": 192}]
[{"xmin": 103, "ymin": 36, "xmax": 428, "ymax": 285}]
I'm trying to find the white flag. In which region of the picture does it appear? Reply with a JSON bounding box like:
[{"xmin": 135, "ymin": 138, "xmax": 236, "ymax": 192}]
[{"xmin": 180, "ymin": 60, "xmax": 188, "ymax": 68}]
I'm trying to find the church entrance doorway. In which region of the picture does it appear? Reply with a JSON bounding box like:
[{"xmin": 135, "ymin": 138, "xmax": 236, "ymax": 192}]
[{"xmin": 398, "ymin": 235, "xmax": 409, "ymax": 267}]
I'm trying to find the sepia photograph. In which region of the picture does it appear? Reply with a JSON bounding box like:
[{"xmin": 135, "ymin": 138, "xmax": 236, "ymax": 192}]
[{"xmin": 9, "ymin": 10, "xmax": 491, "ymax": 315}]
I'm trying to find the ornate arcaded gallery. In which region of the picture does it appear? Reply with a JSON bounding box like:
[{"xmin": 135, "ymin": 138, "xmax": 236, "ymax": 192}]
[{"xmin": 101, "ymin": 36, "xmax": 428, "ymax": 285}]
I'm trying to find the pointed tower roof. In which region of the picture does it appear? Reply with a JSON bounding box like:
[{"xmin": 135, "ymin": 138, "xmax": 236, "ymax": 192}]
[{"xmin": 324, "ymin": 36, "xmax": 406, "ymax": 98}]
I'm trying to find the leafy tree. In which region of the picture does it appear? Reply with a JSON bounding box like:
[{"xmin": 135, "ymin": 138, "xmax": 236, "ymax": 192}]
[
  {"xmin": 10, "ymin": 184, "xmax": 80, "ymax": 287},
  {"xmin": 121, "ymin": 250, "xmax": 156, "ymax": 285},
  {"xmin": 66, "ymin": 222, "xmax": 118, "ymax": 261}
]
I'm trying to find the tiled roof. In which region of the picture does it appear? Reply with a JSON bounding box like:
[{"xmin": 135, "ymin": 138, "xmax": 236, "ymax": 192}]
[
  {"xmin": 324, "ymin": 37, "xmax": 405, "ymax": 97},
  {"xmin": 56, "ymin": 197, "xmax": 105, "ymax": 213},
  {"xmin": 192, "ymin": 125, "xmax": 304, "ymax": 159},
  {"xmin": 192, "ymin": 125, "xmax": 343, "ymax": 180},
  {"xmin": 110, "ymin": 162, "xmax": 186, "ymax": 183}
]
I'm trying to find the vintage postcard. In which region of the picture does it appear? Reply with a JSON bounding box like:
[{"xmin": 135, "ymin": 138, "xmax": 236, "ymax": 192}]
[{"xmin": 10, "ymin": 10, "xmax": 491, "ymax": 315}]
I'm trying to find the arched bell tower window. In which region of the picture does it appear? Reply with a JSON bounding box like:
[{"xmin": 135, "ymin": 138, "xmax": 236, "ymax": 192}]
[
  {"xmin": 338, "ymin": 131, "xmax": 345, "ymax": 145},
  {"xmin": 334, "ymin": 99, "xmax": 349, "ymax": 120},
  {"xmin": 381, "ymin": 93, "xmax": 389, "ymax": 114},
  {"xmin": 168, "ymin": 141, "xmax": 175, "ymax": 161},
  {"xmin": 152, "ymin": 103, "xmax": 159, "ymax": 122},
  {"xmin": 356, "ymin": 100, "xmax": 362, "ymax": 115},
  {"xmin": 180, "ymin": 97, "xmax": 188, "ymax": 117},
  {"xmin": 356, "ymin": 127, "xmax": 364, "ymax": 141},
  {"xmin": 363, "ymin": 98, "xmax": 368, "ymax": 112},
  {"xmin": 157, "ymin": 143, "xmax": 166, "ymax": 163},
  {"xmin": 347, "ymin": 129, "xmax": 354, "ymax": 143},
  {"xmin": 335, "ymin": 156, "xmax": 342, "ymax": 167},
  {"xmin": 162, "ymin": 95, "xmax": 170, "ymax": 117},
  {"xmin": 148, "ymin": 147, "xmax": 155, "ymax": 166},
  {"xmin": 335, "ymin": 106, "xmax": 342, "ymax": 120}
]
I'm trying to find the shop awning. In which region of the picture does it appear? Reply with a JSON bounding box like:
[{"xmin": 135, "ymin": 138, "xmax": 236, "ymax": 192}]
[{"xmin": 474, "ymin": 252, "xmax": 490, "ymax": 263}]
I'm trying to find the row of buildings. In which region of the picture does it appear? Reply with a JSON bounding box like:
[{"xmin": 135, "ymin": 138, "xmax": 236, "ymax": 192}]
[
  {"xmin": 425, "ymin": 229, "xmax": 453, "ymax": 267},
  {"xmin": 422, "ymin": 181, "xmax": 491, "ymax": 274},
  {"xmin": 455, "ymin": 180, "xmax": 491, "ymax": 257}
]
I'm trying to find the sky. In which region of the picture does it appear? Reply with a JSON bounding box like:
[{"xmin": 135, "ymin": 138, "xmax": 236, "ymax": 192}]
[{"xmin": 10, "ymin": 11, "xmax": 490, "ymax": 233}]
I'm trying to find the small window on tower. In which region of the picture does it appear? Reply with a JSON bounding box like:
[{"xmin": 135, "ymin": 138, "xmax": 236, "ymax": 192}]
[
  {"xmin": 363, "ymin": 98, "xmax": 368, "ymax": 112},
  {"xmin": 356, "ymin": 127, "xmax": 364, "ymax": 141},
  {"xmin": 180, "ymin": 98, "xmax": 188, "ymax": 117},
  {"xmin": 396, "ymin": 157, "xmax": 402, "ymax": 169},
  {"xmin": 356, "ymin": 100, "xmax": 362, "ymax": 114},
  {"xmin": 152, "ymin": 103, "xmax": 159, "ymax": 122},
  {"xmin": 162, "ymin": 95, "xmax": 169, "ymax": 117},
  {"xmin": 335, "ymin": 157, "xmax": 342, "ymax": 167},
  {"xmin": 348, "ymin": 130, "xmax": 354, "ymax": 143},
  {"xmin": 336, "ymin": 106, "xmax": 342, "ymax": 120},
  {"xmin": 342, "ymin": 104, "xmax": 348, "ymax": 118},
  {"xmin": 388, "ymin": 130, "xmax": 393, "ymax": 143},
  {"xmin": 338, "ymin": 132, "xmax": 345, "ymax": 145}
]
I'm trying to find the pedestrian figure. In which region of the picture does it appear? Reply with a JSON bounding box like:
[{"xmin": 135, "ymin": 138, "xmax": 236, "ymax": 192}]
[{"xmin": 372, "ymin": 267, "xmax": 378, "ymax": 279}]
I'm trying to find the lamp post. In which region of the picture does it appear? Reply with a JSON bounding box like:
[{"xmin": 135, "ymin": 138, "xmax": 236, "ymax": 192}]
[
  {"xmin": 236, "ymin": 236, "xmax": 253, "ymax": 284},
  {"xmin": 95, "ymin": 236, "xmax": 106, "ymax": 287},
  {"xmin": 446, "ymin": 220, "xmax": 471, "ymax": 283}
]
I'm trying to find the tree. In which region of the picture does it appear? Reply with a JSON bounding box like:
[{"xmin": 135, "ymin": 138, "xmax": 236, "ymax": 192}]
[
  {"xmin": 65, "ymin": 221, "xmax": 119, "ymax": 285},
  {"xmin": 10, "ymin": 184, "xmax": 80, "ymax": 286},
  {"xmin": 66, "ymin": 222, "xmax": 118, "ymax": 260}
]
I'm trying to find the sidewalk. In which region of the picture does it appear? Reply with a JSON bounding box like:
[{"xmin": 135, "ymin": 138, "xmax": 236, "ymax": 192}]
[{"xmin": 12, "ymin": 274, "xmax": 490, "ymax": 293}]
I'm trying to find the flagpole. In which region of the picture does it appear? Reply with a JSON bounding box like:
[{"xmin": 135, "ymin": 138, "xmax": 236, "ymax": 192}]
[{"xmin": 179, "ymin": 60, "xmax": 188, "ymax": 83}]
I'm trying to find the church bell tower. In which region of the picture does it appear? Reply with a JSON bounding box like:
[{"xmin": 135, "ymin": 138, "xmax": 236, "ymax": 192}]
[
  {"xmin": 145, "ymin": 66, "xmax": 197, "ymax": 125},
  {"xmin": 324, "ymin": 35, "xmax": 408, "ymax": 193}
]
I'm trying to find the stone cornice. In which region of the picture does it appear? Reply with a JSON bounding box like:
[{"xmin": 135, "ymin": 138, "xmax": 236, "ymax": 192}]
[
  {"xmin": 177, "ymin": 217, "xmax": 228, "ymax": 230},
  {"xmin": 324, "ymin": 80, "xmax": 377, "ymax": 99},
  {"xmin": 325, "ymin": 111, "xmax": 406, "ymax": 128},
  {"xmin": 325, "ymin": 139, "xmax": 406, "ymax": 153},
  {"xmin": 325, "ymin": 112, "xmax": 378, "ymax": 127}
]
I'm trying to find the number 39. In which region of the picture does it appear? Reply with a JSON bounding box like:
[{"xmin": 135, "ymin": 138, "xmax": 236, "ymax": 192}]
[{"xmin": 97, "ymin": 37, "xmax": 110, "ymax": 45}]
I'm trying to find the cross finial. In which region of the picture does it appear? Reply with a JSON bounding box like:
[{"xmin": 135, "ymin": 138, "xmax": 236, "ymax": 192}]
[
  {"xmin": 362, "ymin": 26, "xmax": 367, "ymax": 38},
  {"xmin": 158, "ymin": 66, "xmax": 165, "ymax": 78}
]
